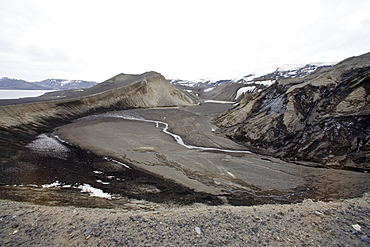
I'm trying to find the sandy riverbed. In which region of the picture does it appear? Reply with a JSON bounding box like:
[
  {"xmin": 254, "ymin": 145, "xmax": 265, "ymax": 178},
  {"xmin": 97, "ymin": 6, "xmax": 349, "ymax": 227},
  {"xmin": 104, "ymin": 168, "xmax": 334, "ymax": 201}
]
[{"xmin": 57, "ymin": 106, "xmax": 370, "ymax": 204}]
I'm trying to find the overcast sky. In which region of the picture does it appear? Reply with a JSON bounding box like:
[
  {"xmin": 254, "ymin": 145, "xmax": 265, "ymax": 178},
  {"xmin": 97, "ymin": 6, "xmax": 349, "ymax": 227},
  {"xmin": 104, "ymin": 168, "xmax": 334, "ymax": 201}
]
[{"xmin": 1, "ymin": 0, "xmax": 369, "ymax": 82}]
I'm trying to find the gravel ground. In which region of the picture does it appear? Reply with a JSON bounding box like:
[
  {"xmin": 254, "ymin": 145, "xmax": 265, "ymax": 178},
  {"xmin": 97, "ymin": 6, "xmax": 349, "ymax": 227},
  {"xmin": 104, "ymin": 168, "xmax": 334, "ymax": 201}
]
[{"xmin": 1, "ymin": 193, "xmax": 370, "ymax": 246}]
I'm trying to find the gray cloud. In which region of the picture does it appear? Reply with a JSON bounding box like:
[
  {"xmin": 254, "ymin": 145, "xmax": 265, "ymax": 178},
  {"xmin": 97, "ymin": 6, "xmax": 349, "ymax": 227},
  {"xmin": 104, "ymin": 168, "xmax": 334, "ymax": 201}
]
[
  {"xmin": 22, "ymin": 44, "xmax": 73, "ymax": 63},
  {"xmin": 1, "ymin": 0, "xmax": 370, "ymax": 81}
]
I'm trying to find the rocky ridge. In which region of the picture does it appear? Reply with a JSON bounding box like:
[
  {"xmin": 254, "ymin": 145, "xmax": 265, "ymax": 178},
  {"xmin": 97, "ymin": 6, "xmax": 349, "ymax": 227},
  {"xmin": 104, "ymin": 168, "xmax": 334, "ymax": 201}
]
[
  {"xmin": 170, "ymin": 63, "xmax": 333, "ymax": 102},
  {"xmin": 0, "ymin": 72, "xmax": 194, "ymax": 162},
  {"xmin": 215, "ymin": 52, "xmax": 370, "ymax": 170}
]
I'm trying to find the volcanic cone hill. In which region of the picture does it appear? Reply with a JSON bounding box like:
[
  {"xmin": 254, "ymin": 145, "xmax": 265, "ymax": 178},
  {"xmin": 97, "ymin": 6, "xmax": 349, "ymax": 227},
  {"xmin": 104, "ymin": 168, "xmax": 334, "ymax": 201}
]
[
  {"xmin": 0, "ymin": 71, "xmax": 194, "ymax": 162},
  {"xmin": 215, "ymin": 52, "xmax": 370, "ymax": 170}
]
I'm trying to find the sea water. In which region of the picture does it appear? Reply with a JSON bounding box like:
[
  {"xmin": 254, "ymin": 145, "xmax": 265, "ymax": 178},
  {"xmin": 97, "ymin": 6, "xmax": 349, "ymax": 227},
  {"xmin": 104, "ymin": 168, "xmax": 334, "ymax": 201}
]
[{"xmin": 0, "ymin": 90, "xmax": 55, "ymax": 99}]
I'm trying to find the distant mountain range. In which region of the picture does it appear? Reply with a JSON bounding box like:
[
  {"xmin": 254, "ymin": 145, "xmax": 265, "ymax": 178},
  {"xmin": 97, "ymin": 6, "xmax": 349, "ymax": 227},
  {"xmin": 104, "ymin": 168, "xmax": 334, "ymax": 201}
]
[
  {"xmin": 168, "ymin": 63, "xmax": 334, "ymax": 102},
  {"xmin": 0, "ymin": 77, "xmax": 98, "ymax": 90},
  {"xmin": 1, "ymin": 63, "xmax": 333, "ymax": 91},
  {"xmin": 169, "ymin": 63, "xmax": 334, "ymax": 88}
]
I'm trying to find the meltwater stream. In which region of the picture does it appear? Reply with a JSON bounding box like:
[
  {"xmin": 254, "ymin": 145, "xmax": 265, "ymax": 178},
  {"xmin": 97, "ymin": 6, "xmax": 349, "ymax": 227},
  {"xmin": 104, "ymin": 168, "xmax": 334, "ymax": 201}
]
[{"xmin": 82, "ymin": 112, "xmax": 251, "ymax": 154}]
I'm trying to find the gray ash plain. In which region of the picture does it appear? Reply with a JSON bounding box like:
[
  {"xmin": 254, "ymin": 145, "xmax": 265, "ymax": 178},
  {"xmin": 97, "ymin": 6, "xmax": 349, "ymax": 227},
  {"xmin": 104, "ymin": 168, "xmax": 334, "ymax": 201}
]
[{"xmin": 1, "ymin": 103, "xmax": 369, "ymax": 209}]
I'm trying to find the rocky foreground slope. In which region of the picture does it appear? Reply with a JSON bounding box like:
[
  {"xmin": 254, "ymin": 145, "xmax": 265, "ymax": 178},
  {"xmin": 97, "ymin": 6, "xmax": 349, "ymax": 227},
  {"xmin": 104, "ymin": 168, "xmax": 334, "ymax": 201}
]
[
  {"xmin": 215, "ymin": 52, "xmax": 370, "ymax": 170},
  {"xmin": 0, "ymin": 72, "xmax": 194, "ymax": 162},
  {"xmin": 1, "ymin": 193, "xmax": 370, "ymax": 246}
]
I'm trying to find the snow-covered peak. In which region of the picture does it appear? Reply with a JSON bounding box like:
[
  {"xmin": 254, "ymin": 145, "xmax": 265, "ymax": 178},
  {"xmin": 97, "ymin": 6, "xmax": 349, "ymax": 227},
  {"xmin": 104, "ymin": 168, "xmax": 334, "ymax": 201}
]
[
  {"xmin": 0, "ymin": 77, "xmax": 98, "ymax": 90},
  {"xmin": 244, "ymin": 62, "xmax": 335, "ymax": 82},
  {"xmin": 235, "ymin": 86, "xmax": 256, "ymax": 100},
  {"xmin": 170, "ymin": 62, "xmax": 335, "ymax": 88},
  {"xmin": 276, "ymin": 62, "xmax": 335, "ymax": 71},
  {"xmin": 169, "ymin": 78, "xmax": 239, "ymax": 87},
  {"xmin": 37, "ymin": 78, "xmax": 98, "ymax": 89}
]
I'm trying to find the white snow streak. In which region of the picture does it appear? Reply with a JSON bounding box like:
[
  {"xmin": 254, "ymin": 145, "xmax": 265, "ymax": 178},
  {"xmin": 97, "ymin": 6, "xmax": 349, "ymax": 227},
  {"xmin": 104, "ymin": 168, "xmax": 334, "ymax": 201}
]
[
  {"xmin": 78, "ymin": 184, "xmax": 112, "ymax": 199},
  {"xmin": 204, "ymin": 100, "xmax": 235, "ymax": 104},
  {"xmin": 235, "ymin": 86, "xmax": 255, "ymax": 99},
  {"xmin": 38, "ymin": 181, "xmax": 113, "ymax": 199},
  {"xmin": 203, "ymin": 87, "xmax": 214, "ymax": 92}
]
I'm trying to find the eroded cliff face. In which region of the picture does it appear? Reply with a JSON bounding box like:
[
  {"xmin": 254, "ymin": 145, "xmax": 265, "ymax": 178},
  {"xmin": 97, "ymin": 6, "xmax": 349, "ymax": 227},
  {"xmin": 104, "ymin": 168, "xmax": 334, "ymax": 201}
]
[
  {"xmin": 215, "ymin": 53, "xmax": 370, "ymax": 170},
  {"xmin": 0, "ymin": 72, "xmax": 194, "ymax": 161}
]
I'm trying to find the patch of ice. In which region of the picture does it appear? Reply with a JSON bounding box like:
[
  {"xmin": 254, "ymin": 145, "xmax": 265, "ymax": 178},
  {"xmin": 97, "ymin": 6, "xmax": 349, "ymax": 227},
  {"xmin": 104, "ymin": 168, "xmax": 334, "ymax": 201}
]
[
  {"xmin": 60, "ymin": 80, "xmax": 71, "ymax": 85},
  {"xmin": 104, "ymin": 157, "xmax": 131, "ymax": 169},
  {"xmin": 195, "ymin": 227, "xmax": 202, "ymax": 235},
  {"xmin": 19, "ymin": 180, "xmax": 113, "ymax": 199},
  {"xmin": 93, "ymin": 170, "xmax": 104, "ymax": 174},
  {"xmin": 204, "ymin": 100, "xmax": 235, "ymax": 104},
  {"xmin": 227, "ymin": 171, "xmax": 236, "ymax": 178},
  {"xmin": 255, "ymin": 80, "xmax": 275, "ymax": 86},
  {"xmin": 243, "ymin": 67, "xmax": 276, "ymax": 81},
  {"xmin": 235, "ymin": 86, "xmax": 255, "ymax": 100},
  {"xmin": 96, "ymin": 180, "xmax": 110, "ymax": 185},
  {"xmin": 78, "ymin": 184, "xmax": 112, "ymax": 199},
  {"xmin": 276, "ymin": 62, "xmax": 334, "ymax": 71},
  {"xmin": 203, "ymin": 87, "xmax": 214, "ymax": 92},
  {"xmin": 14, "ymin": 184, "xmax": 38, "ymax": 187},
  {"xmin": 42, "ymin": 181, "xmax": 62, "ymax": 188}
]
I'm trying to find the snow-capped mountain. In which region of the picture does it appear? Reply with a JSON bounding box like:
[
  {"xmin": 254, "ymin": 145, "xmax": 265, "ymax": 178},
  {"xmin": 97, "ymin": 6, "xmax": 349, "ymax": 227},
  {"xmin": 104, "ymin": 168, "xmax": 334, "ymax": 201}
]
[
  {"xmin": 242, "ymin": 63, "xmax": 333, "ymax": 82},
  {"xmin": 0, "ymin": 77, "xmax": 98, "ymax": 90},
  {"xmin": 169, "ymin": 78, "xmax": 237, "ymax": 88},
  {"xmin": 169, "ymin": 63, "xmax": 334, "ymax": 88},
  {"xmin": 36, "ymin": 79, "xmax": 97, "ymax": 90}
]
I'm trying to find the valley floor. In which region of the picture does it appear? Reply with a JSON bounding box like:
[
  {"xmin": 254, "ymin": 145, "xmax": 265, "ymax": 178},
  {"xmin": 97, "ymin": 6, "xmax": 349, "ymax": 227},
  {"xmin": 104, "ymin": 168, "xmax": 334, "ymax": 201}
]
[
  {"xmin": 1, "ymin": 103, "xmax": 370, "ymax": 246},
  {"xmin": 56, "ymin": 104, "xmax": 370, "ymax": 204}
]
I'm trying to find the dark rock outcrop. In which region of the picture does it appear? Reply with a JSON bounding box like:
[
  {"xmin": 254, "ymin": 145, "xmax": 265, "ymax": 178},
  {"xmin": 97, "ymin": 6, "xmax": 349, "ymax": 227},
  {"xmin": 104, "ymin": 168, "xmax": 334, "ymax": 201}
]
[
  {"xmin": 0, "ymin": 72, "xmax": 194, "ymax": 162},
  {"xmin": 215, "ymin": 52, "xmax": 370, "ymax": 170}
]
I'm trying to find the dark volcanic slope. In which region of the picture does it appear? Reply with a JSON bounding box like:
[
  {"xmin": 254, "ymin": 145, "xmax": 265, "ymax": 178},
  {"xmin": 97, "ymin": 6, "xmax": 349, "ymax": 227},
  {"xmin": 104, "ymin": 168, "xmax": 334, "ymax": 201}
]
[
  {"xmin": 0, "ymin": 72, "xmax": 194, "ymax": 162},
  {"xmin": 215, "ymin": 52, "xmax": 370, "ymax": 170}
]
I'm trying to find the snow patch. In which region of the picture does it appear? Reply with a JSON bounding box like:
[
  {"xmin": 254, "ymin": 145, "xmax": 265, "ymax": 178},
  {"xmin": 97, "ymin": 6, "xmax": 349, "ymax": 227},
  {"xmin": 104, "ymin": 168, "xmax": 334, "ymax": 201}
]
[
  {"xmin": 235, "ymin": 86, "xmax": 255, "ymax": 99},
  {"xmin": 204, "ymin": 100, "xmax": 235, "ymax": 104},
  {"xmin": 104, "ymin": 157, "xmax": 131, "ymax": 169},
  {"xmin": 227, "ymin": 171, "xmax": 236, "ymax": 178},
  {"xmin": 60, "ymin": 80, "xmax": 72, "ymax": 85},
  {"xmin": 203, "ymin": 87, "xmax": 214, "ymax": 92},
  {"xmin": 39, "ymin": 181, "xmax": 113, "ymax": 199},
  {"xmin": 42, "ymin": 181, "xmax": 62, "ymax": 188},
  {"xmin": 255, "ymin": 80, "xmax": 275, "ymax": 86},
  {"xmin": 96, "ymin": 180, "xmax": 110, "ymax": 185},
  {"xmin": 78, "ymin": 184, "xmax": 112, "ymax": 199}
]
